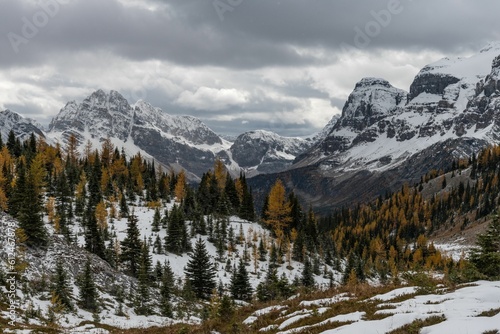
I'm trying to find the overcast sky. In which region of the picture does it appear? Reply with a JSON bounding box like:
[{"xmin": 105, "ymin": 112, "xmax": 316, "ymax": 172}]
[{"xmin": 1, "ymin": 0, "xmax": 499, "ymax": 137}]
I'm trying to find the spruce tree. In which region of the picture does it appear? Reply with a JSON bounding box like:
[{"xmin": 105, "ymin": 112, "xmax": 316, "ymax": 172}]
[
  {"xmin": 83, "ymin": 205, "xmax": 106, "ymax": 259},
  {"xmin": 152, "ymin": 208, "xmax": 161, "ymax": 232},
  {"xmin": 301, "ymin": 257, "xmax": 315, "ymax": 288},
  {"xmin": 78, "ymin": 258, "xmax": 98, "ymax": 312},
  {"xmin": 135, "ymin": 241, "xmax": 152, "ymax": 315},
  {"xmin": 18, "ymin": 159, "xmax": 48, "ymax": 248},
  {"xmin": 160, "ymin": 261, "xmax": 175, "ymax": 317},
  {"xmin": 230, "ymin": 258, "xmax": 253, "ymax": 301},
  {"xmin": 51, "ymin": 259, "xmax": 73, "ymax": 312},
  {"xmin": 184, "ymin": 238, "xmax": 216, "ymax": 300},
  {"xmin": 121, "ymin": 210, "xmax": 142, "ymax": 277},
  {"xmin": 119, "ymin": 192, "xmax": 129, "ymax": 218},
  {"xmin": 165, "ymin": 204, "xmax": 189, "ymax": 254},
  {"xmin": 470, "ymin": 213, "xmax": 500, "ymax": 278}
]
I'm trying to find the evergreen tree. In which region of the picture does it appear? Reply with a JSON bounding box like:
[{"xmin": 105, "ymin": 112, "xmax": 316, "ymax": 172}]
[
  {"xmin": 258, "ymin": 239, "xmax": 267, "ymax": 261},
  {"xmin": 225, "ymin": 172, "xmax": 240, "ymax": 213},
  {"xmin": 6, "ymin": 129, "xmax": 21, "ymax": 157},
  {"xmin": 135, "ymin": 241, "xmax": 152, "ymax": 315},
  {"xmin": 51, "ymin": 259, "xmax": 73, "ymax": 312},
  {"xmin": 184, "ymin": 238, "xmax": 216, "ymax": 300},
  {"xmin": 165, "ymin": 204, "xmax": 189, "ymax": 254},
  {"xmin": 256, "ymin": 266, "xmax": 281, "ymax": 302},
  {"xmin": 121, "ymin": 210, "xmax": 142, "ymax": 277},
  {"xmin": 470, "ymin": 213, "xmax": 500, "ymax": 278},
  {"xmin": 8, "ymin": 160, "xmax": 26, "ymax": 219},
  {"xmin": 160, "ymin": 261, "xmax": 175, "ymax": 317},
  {"xmin": 301, "ymin": 257, "xmax": 315, "ymax": 288},
  {"xmin": 153, "ymin": 235, "xmax": 163, "ymax": 254},
  {"xmin": 152, "ymin": 207, "xmax": 161, "ymax": 232},
  {"xmin": 119, "ymin": 192, "xmax": 129, "ymax": 218},
  {"xmin": 230, "ymin": 258, "xmax": 253, "ymax": 301},
  {"xmin": 78, "ymin": 258, "xmax": 98, "ymax": 312},
  {"xmin": 18, "ymin": 158, "xmax": 48, "ymax": 248},
  {"xmin": 83, "ymin": 204, "xmax": 106, "ymax": 259}
]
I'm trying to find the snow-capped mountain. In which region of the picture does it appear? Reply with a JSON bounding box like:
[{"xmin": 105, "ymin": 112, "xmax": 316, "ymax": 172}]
[
  {"xmin": 229, "ymin": 130, "xmax": 313, "ymax": 175},
  {"xmin": 250, "ymin": 43, "xmax": 500, "ymax": 210},
  {"xmin": 296, "ymin": 43, "xmax": 500, "ymax": 172},
  {"xmin": 313, "ymin": 114, "xmax": 341, "ymax": 142},
  {"xmin": 0, "ymin": 109, "xmax": 45, "ymax": 143},
  {"xmin": 46, "ymin": 89, "xmax": 232, "ymax": 178},
  {"xmin": 1, "ymin": 91, "xmax": 315, "ymax": 179}
]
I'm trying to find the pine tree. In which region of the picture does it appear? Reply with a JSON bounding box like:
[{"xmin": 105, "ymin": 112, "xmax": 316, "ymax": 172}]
[
  {"xmin": 18, "ymin": 157, "xmax": 48, "ymax": 248},
  {"xmin": 51, "ymin": 259, "xmax": 73, "ymax": 312},
  {"xmin": 258, "ymin": 238, "xmax": 267, "ymax": 261},
  {"xmin": 119, "ymin": 191, "xmax": 129, "ymax": 218},
  {"xmin": 121, "ymin": 210, "xmax": 142, "ymax": 277},
  {"xmin": 6, "ymin": 130, "xmax": 21, "ymax": 157},
  {"xmin": 165, "ymin": 204, "xmax": 189, "ymax": 254},
  {"xmin": 135, "ymin": 241, "xmax": 152, "ymax": 315},
  {"xmin": 301, "ymin": 257, "xmax": 315, "ymax": 288},
  {"xmin": 83, "ymin": 204, "xmax": 106, "ymax": 259},
  {"xmin": 78, "ymin": 257, "xmax": 98, "ymax": 312},
  {"xmin": 152, "ymin": 207, "xmax": 161, "ymax": 232},
  {"xmin": 160, "ymin": 261, "xmax": 175, "ymax": 317},
  {"xmin": 230, "ymin": 258, "xmax": 253, "ymax": 301},
  {"xmin": 153, "ymin": 234, "xmax": 163, "ymax": 254},
  {"xmin": 184, "ymin": 238, "xmax": 216, "ymax": 300},
  {"xmin": 470, "ymin": 213, "xmax": 500, "ymax": 278}
]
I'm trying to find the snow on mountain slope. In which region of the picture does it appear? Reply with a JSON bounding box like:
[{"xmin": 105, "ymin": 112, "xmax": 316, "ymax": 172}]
[
  {"xmin": 296, "ymin": 44, "xmax": 500, "ymax": 174},
  {"xmin": 230, "ymin": 130, "xmax": 313, "ymax": 175},
  {"xmin": 47, "ymin": 90, "xmax": 232, "ymax": 178},
  {"xmin": 314, "ymin": 114, "xmax": 340, "ymax": 142},
  {"xmin": 408, "ymin": 42, "xmax": 500, "ymax": 113},
  {"xmin": 0, "ymin": 200, "xmax": 339, "ymax": 332},
  {"xmin": 0, "ymin": 109, "xmax": 46, "ymax": 143}
]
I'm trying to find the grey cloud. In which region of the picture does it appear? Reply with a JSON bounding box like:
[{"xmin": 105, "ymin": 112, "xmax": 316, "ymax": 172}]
[
  {"xmin": 1, "ymin": 0, "xmax": 499, "ymax": 137},
  {"xmin": 2, "ymin": 0, "xmax": 498, "ymax": 70}
]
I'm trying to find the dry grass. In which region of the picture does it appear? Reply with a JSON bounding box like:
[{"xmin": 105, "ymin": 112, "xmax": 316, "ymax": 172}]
[
  {"xmin": 386, "ymin": 315, "xmax": 446, "ymax": 334},
  {"xmin": 477, "ymin": 308, "xmax": 500, "ymax": 317}
]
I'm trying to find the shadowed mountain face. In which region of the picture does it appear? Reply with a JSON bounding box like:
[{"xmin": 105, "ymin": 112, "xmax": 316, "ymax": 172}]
[
  {"xmin": 2, "ymin": 89, "xmax": 313, "ymax": 180},
  {"xmin": 250, "ymin": 44, "xmax": 500, "ymax": 212}
]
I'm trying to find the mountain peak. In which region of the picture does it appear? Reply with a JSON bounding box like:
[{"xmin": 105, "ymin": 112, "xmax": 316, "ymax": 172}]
[
  {"xmin": 340, "ymin": 77, "xmax": 406, "ymax": 126},
  {"xmin": 479, "ymin": 41, "xmax": 500, "ymax": 54},
  {"xmin": 355, "ymin": 77, "xmax": 393, "ymax": 89}
]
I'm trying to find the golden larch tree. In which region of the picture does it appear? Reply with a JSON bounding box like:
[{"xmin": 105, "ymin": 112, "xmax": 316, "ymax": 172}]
[
  {"xmin": 174, "ymin": 170, "xmax": 187, "ymax": 202},
  {"xmin": 264, "ymin": 179, "xmax": 292, "ymax": 246}
]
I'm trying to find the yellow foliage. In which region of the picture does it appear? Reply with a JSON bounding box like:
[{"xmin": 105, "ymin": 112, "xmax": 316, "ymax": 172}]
[
  {"xmin": 214, "ymin": 158, "xmax": 227, "ymax": 191},
  {"xmin": 264, "ymin": 179, "xmax": 292, "ymax": 243},
  {"xmin": 174, "ymin": 170, "xmax": 187, "ymax": 202},
  {"xmin": 95, "ymin": 201, "xmax": 108, "ymax": 230}
]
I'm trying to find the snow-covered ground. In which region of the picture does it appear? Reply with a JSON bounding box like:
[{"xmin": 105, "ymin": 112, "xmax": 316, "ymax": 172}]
[
  {"xmin": 0, "ymin": 200, "xmax": 339, "ymax": 332},
  {"xmin": 245, "ymin": 281, "xmax": 500, "ymax": 334}
]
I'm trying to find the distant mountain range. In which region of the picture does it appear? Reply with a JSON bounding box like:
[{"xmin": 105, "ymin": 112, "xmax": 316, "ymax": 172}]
[
  {"xmin": 2, "ymin": 43, "xmax": 500, "ymax": 210},
  {"xmin": 250, "ymin": 42, "xmax": 500, "ymax": 211},
  {"xmin": 1, "ymin": 90, "xmax": 317, "ymax": 180}
]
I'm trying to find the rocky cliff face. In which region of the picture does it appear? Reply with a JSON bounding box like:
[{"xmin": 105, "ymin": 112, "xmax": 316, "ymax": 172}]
[
  {"xmin": 229, "ymin": 130, "xmax": 312, "ymax": 175},
  {"xmin": 250, "ymin": 43, "xmax": 500, "ymax": 211},
  {"xmin": 46, "ymin": 90, "xmax": 312, "ymax": 178},
  {"xmin": 0, "ymin": 109, "xmax": 45, "ymax": 143},
  {"xmin": 48, "ymin": 90, "xmax": 230, "ymax": 177}
]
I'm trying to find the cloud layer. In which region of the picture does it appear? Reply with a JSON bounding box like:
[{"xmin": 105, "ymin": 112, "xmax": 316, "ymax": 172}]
[{"xmin": 1, "ymin": 0, "xmax": 499, "ymax": 136}]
